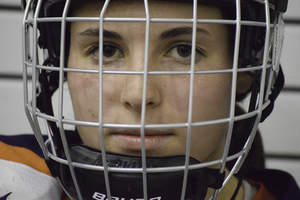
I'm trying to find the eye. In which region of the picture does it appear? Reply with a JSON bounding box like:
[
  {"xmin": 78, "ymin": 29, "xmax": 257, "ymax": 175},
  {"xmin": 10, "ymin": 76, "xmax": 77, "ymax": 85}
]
[
  {"xmin": 89, "ymin": 43, "xmax": 124, "ymax": 63},
  {"xmin": 165, "ymin": 43, "xmax": 205, "ymax": 64},
  {"xmin": 103, "ymin": 45, "xmax": 117, "ymax": 57},
  {"xmin": 176, "ymin": 44, "xmax": 192, "ymax": 57}
]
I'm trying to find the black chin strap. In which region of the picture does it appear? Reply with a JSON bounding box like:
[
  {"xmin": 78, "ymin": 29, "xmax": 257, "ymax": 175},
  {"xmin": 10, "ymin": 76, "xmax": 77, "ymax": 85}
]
[
  {"xmin": 230, "ymin": 173, "xmax": 245, "ymax": 200},
  {"xmin": 46, "ymin": 145, "xmax": 225, "ymax": 200}
]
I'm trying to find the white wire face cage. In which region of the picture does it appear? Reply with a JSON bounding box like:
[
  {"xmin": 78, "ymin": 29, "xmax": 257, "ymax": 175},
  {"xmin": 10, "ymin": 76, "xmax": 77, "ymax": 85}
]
[{"xmin": 22, "ymin": 0, "xmax": 287, "ymax": 199}]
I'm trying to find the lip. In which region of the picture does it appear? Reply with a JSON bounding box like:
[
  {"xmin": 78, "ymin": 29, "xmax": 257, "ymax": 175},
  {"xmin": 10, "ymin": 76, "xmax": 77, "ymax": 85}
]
[{"xmin": 110, "ymin": 129, "xmax": 173, "ymax": 151}]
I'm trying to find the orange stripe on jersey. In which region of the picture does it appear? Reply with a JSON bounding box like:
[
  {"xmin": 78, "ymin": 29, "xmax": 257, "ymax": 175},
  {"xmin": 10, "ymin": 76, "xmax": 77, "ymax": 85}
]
[
  {"xmin": 0, "ymin": 141, "xmax": 72, "ymax": 200},
  {"xmin": 0, "ymin": 141, "xmax": 51, "ymax": 176},
  {"xmin": 249, "ymin": 179, "xmax": 277, "ymax": 200}
]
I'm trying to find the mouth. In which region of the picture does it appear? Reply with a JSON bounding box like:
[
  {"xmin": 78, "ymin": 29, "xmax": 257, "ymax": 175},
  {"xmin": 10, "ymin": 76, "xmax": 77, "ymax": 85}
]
[{"xmin": 111, "ymin": 129, "xmax": 173, "ymax": 152}]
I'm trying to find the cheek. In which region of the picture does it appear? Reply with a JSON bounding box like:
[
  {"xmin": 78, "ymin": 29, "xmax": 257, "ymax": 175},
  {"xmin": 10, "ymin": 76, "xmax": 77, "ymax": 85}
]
[
  {"xmin": 168, "ymin": 82, "xmax": 190, "ymax": 113},
  {"xmin": 101, "ymin": 75, "xmax": 124, "ymax": 120},
  {"xmin": 165, "ymin": 75, "xmax": 191, "ymax": 110},
  {"xmin": 102, "ymin": 75, "xmax": 120, "ymax": 103},
  {"xmin": 161, "ymin": 73, "xmax": 232, "ymax": 123},
  {"xmin": 189, "ymin": 74, "xmax": 232, "ymax": 162},
  {"xmin": 192, "ymin": 74, "xmax": 232, "ymax": 121},
  {"xmin": 68, "ymin": 73, "xmax": 100, "ymax": 122}
]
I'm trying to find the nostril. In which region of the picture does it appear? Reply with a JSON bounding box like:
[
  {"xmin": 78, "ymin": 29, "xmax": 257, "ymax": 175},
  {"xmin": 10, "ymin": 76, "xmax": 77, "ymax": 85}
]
[{"xmin": 147, "ymin": 102, "xmax": 154, "ymax": 106}]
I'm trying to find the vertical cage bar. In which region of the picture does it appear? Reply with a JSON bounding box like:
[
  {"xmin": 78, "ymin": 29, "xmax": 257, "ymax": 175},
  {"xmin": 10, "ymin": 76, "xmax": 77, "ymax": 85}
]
[
  {"xmin": 233, "ymin": 0, "xmax": 272, "ymax": 174},
  {"xmin": 99, "ymin": 0, "xmax": 112, "ymax": 199},
  {"xmin": 180, "ymin": 0, "xmax": 198, "ymax": 199},
  {"xmin": 140, "ymin": 0, "xmax": 151, "ymax": 199},
  {"xmin": 211, "ymin": 0, "xmax": 241, "ymax": 198},
  {"xmin": 56, "ymin": 0, "xmax": 84, "ymax": 199},
  {"xmin": 240, "ymin": 0, "xmax": 273, "ymax": 167},
  {"xmin": 29, "ymin": 0, "xmax": 50, "ymax": 159}
]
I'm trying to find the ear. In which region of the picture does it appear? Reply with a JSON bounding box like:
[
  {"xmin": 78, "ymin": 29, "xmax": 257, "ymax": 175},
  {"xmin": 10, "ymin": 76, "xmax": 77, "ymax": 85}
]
[{"xmin": 236, "ymin": 72, "xmax": 253, "ymax": 94}]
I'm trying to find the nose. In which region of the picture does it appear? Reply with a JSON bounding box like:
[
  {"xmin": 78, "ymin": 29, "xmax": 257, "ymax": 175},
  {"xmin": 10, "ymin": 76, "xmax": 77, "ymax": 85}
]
[{"xmin": 121, "ymin": 73, "xmax": 161, "ymax": 112}]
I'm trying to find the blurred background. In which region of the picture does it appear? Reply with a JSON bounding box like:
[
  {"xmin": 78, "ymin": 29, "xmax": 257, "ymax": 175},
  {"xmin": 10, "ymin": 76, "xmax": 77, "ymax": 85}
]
[{"xmin": 1, "ymin": 0, "xmax": 299, "ymax": 185}]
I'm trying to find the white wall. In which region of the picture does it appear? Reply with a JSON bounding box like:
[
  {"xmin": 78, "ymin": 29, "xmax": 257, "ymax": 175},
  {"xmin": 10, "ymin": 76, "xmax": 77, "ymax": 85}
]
[{"xmin": 1, "ymin": 1, "xmax": 299, "ymax": 186}]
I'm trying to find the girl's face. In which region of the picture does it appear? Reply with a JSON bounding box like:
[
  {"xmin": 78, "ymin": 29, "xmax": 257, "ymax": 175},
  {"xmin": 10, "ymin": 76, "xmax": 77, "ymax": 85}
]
[{"xmin": 68, "ymin": 0, "xmax": 235, "ymax": 163}]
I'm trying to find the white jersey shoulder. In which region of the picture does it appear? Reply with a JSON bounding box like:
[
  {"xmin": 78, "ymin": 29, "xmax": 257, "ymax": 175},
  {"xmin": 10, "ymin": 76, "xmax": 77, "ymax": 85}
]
[{"xmin": 0, "ymin": 159, "xmax": 63, "ymax": 200}]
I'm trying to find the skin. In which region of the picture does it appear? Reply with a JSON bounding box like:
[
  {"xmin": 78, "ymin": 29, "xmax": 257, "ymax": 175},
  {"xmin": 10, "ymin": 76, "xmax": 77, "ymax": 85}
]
[{"xmin": 67, "ymin": 1, "xmax": 250, "ymax": 199}]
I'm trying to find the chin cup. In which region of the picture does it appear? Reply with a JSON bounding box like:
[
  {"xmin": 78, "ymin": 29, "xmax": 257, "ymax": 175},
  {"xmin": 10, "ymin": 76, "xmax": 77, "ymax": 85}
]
[{"xmin": 47, "ymin": 145, "xmax": 225, "ymax": 200}]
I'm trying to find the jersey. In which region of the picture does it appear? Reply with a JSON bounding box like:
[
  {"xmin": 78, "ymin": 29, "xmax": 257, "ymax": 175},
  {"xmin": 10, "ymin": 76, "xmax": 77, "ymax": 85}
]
[
  {"xmin": 0, "ymin": 135, "xmax": 70, "ymax": 200},
  {"xmin": 1, "ymin": 134, "xmax": 300, "ymax": 200},
  {"xmin": 247, "ymin": 168, "xmax": 300, "ymax": 200}
]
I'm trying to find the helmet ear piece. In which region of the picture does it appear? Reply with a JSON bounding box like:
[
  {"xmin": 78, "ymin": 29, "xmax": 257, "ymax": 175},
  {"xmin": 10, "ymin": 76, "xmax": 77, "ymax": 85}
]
[
  {"xmin": 37, "ymin": 0, "xmax": 69, "ymax": 67},
  {"xmin": 238, "ymin": 3, "xmax": 267, "ymax": 67},
  {"xmin": 274, "ymin": 0, "xmax": 288, "ymax": 13},
  {"xmin": 260, "ymin": 65, "xmax": 284, "ymax": 122}
]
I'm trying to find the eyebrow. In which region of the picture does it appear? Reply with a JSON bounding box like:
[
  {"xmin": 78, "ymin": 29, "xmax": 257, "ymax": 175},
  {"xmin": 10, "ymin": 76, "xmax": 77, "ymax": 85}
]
[
  {"xmin": 78, "ymin": 28, "xmax": 122, "ymax": 40},
  {"xmin": 77, "ymin": 26, "xmax": 209, "ymax": 40},
  {"xmin": 159, "ymin": 27, "xmax": 210, "ymax": 40}
]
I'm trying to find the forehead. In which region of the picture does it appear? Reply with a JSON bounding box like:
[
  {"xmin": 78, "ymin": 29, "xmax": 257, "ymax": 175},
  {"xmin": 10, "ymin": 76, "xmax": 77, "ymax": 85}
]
[{"xmin": 72, "ymin": 0, "xmax": 223, "ymax": 19}]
